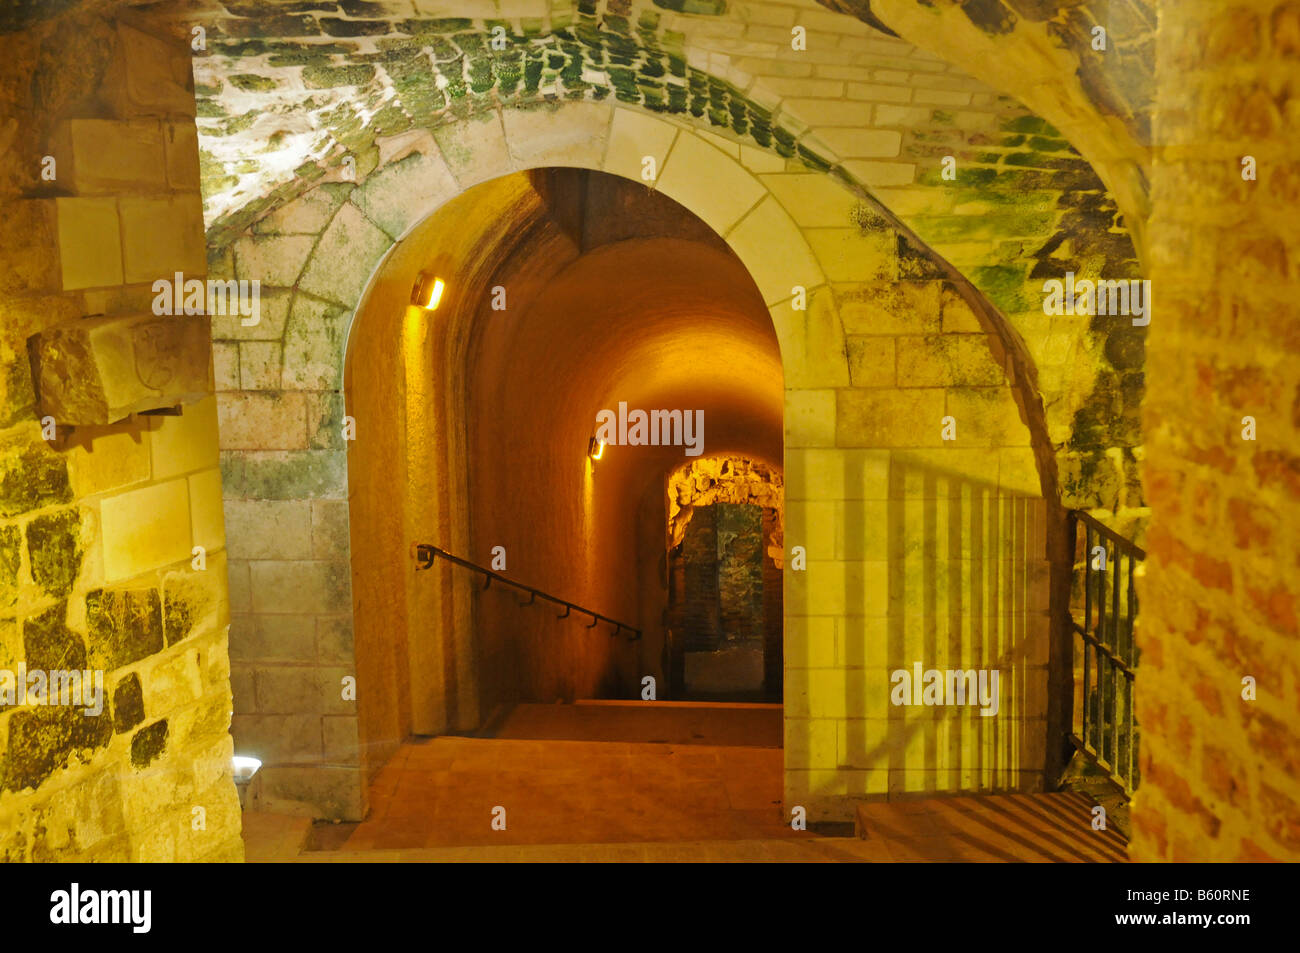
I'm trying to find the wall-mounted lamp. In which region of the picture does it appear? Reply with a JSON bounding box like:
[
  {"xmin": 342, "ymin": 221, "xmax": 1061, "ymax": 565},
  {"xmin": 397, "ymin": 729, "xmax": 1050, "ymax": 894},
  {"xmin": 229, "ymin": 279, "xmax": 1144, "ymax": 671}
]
[
  {"xmin": 232, "ymin": 754, "xmax": 262, "ymax": 810},
  {"xmin": 411, "ymin": 272, "xmax": 445, "ymax": 310},
  {"xmin": 588, "ymin": 436, "xmax": 605, "ymax": 461}
]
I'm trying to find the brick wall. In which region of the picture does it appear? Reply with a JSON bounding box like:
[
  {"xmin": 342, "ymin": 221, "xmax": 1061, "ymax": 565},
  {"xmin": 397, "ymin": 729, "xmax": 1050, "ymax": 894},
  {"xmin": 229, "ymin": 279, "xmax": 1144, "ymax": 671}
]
[{"xmin": 1132, "ymin": 0, "xmax": 1300, "ymax": 862}]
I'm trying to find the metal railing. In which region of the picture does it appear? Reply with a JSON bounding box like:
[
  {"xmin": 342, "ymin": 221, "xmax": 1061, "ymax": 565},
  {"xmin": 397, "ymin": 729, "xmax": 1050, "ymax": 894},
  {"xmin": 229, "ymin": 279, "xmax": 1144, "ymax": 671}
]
[
  {"xmin": 412, "ymin": 543, "xmax": 640, "ymax": 640},
  {"xmin": 1067, "ymin": 511, "xmax": 1144, "ymax": 796}
]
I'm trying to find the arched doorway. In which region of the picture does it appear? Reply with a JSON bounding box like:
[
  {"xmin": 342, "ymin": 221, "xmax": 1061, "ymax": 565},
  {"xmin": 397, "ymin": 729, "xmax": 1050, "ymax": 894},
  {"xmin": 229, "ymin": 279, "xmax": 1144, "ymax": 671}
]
[{"xmin": 340, "ymin": 168, "xmax": 789, "ymax": 846}]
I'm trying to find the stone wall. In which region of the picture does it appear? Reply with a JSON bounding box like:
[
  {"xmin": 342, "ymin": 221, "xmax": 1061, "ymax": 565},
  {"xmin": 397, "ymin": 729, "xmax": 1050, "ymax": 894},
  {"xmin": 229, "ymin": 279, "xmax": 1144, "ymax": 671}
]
[
  {"xmin": 204, "ymin": 95, "xmax": 1055, "ymax": 820},
  {"xmin": 0, "ymin": 9, "xmax": 241, "ymax": 860},
  {"xmin": 179, "ymin": 0, "xmax": 1143, "ymax": 517},
  {"xmin": 1132, "ymin": 0, "xmax": 1300, "ymax": 862},
  {"xmin": 667, "ymin": 458, "xmax": 784, "ymax": 698}
]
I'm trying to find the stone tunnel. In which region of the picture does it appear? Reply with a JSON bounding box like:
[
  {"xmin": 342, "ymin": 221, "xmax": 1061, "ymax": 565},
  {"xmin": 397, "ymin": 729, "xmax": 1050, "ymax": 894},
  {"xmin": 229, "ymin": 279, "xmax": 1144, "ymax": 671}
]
[{"xmin": 0, "ymin": 0, "xmax": 1296, "ymax": 866}]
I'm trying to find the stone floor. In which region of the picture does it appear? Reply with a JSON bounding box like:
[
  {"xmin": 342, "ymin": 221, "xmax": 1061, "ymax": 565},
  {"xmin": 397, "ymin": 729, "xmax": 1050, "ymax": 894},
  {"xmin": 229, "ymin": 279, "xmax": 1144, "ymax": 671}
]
[{"xmin": 240, "ymin": 702, "xmax": 1128, "ymax": 862}]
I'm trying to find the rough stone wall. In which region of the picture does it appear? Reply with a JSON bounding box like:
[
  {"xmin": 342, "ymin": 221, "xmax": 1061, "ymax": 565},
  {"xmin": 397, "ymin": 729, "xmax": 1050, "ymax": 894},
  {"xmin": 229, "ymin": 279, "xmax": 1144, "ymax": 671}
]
[
  {"xmin": 0, "ymin": 10, "xmax": 241, "ymax": 860},
  {"xmin": 667, "ymin": 458, "xmax": 784, "ymax": 697},
  {"xmin": 179, "ymin": 0, "xmax": 1142, "ymax": 515},
  {"xmin": 1132, "ymin": 0, "xmax": 1300, "ymax": 862}
]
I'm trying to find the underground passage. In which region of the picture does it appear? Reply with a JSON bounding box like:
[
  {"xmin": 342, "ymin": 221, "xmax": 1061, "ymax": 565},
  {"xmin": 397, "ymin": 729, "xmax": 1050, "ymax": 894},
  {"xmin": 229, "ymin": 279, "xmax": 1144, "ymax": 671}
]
[{"xmin": 0, "ymin": 0, "xmax": 1296, "ymax": 878}]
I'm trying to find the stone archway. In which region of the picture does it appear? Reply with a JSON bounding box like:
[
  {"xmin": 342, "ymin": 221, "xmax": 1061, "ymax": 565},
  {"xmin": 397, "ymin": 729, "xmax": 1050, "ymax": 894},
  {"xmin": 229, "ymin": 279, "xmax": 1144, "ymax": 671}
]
[{"xmin": 218, "ymin": 100, "xmax": 1057, "ymax": 822}]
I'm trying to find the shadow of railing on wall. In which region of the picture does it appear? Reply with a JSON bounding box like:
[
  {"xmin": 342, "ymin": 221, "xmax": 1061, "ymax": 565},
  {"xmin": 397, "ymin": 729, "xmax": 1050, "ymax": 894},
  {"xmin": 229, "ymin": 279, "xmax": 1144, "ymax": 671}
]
[{"xmin": 835, "ymin": 451, "xmax": 1052, "ymax": 801}]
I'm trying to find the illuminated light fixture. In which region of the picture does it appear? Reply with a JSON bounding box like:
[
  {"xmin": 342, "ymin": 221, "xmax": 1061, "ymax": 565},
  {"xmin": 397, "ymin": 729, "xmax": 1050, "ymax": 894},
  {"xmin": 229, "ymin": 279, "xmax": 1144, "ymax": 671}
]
[
  {"xmin": 588, "ymin": 436, "xmax": 605, "ymax": 461},
  {"xmin": 411, "ymin": 272, "xmax": 445, "ymax": 310},
  {"xmin": 231, "ymin": 755, "xmax": 263, "ymax": 810},
  {"xmin": 232, "ymin": 755, "xmax": 262, "ymax": 782}
]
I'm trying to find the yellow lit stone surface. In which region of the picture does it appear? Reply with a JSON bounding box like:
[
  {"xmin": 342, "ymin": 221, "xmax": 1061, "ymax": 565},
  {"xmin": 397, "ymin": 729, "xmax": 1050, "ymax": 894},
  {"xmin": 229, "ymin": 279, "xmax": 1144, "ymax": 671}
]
[
  {"xmin": 119, "ymin": 194, "xmax": 206, "ymax": 284},
  {"xmin": 150, "ymin": 396, "xmax": 221, "ymax": 478},
  {"xmin": 56, "ymin": 197, "xmax": 123, "ymax": 290},
  {"xmin": 67, "ymin": 426, "xmax": 152, "ymax": 497},
  {"xmin": 188, "ymin": 466, "xmax": 226, "ymax": 554},
  {"xmin": 99, "ymin": 478, "xmax": 192, "ymax": 582},
  {"xmin": 657, "ymin": 133, "xmax": 766, "ymax": 235}
]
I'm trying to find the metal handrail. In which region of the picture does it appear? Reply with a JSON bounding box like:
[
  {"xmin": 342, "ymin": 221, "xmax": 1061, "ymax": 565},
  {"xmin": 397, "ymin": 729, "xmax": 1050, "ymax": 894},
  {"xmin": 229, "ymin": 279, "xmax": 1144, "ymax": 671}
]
[
  {"xmin": 412, "ymin": 543, "xmax": 640, "ymax": 641},
  {"xmin": 1066, "ymin": 510, "xmax": 1143, "ymax": 796}
]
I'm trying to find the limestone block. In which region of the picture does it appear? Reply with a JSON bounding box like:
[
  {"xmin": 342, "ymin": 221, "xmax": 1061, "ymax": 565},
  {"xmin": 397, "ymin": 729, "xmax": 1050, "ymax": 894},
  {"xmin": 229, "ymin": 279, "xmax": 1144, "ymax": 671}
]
[
  {"xmin": 771, "ymin": 287, "xmax": 850, "ymax": 389},
  {"xmin": 212, "ymin": 341, "xmax": 239, "ymax": 391},
  {"xmin": 782, "ymin": 614, "xmax": 838, "ymax": 669},
  {"xmin": 230, "ymin": 713, "xmax": 323, "ymax": 763},
  {"xmin": 806, "ymin": 228, "xmax": 897, "ymax": 283},
  {"xmin": 211, "ymin": 288, "xmax": 292, "ymax": 342},
  {"xmin": 896, "ymin": 334, "xmax": 1007, "ymax": 387},
  {"xmin": 759, "ymin": 172, "xmax": 860, "ymax": 228},
  {"xmin": 322, "ymin": 715, "xmax": 361, "ymax": 764},
  {"xmin": 120, "ymin": 195, "xmax": 206, "ymax": 284},
  {"xmin": 841, "ymin": 160, "xmax": 917, "ymax": 188},
  {"xmin": 788, "ymin": 559, "xmax": 889, "ymax": 616},
  {"xmin": 163, "ymin": 122, "xmax": 201, "ymax": 191},
  {"xmin": 311, "ymin": 500, "xmax": 350, "ymax": 559},
  {"xmin": 238, "ymin": 341, "xmax": 282, "ymax": 391},
  {"xmin": 232, "ymin": 234, "xmax": 315, "ymax": 288},
  {"xmin": 350, "ymin": 149, "xmax": 459, "ymax": 240},
  {"xmin": 784, "ymin": 716, "xmax": 839, "ymax": 769},
  {"xmin": 150, "ymin": 394, "xmax": 220, "ymax": 479},
  {"xmin": 784, "ymin": 447, "xmax": 890, "ymax": 501},
  {"xmin": 103, "ymin": 22, "xmax": 196, "ymax": 118},
  {"xmin": 846, "ymin": 335, "xmax": 895, "ymax": 387},
  {"xmin": 223, "ymin": 500, "xmax": 312, "ymax": 560},
  {"xmin": 604, "ymin": 107, "xmax": 679, "ymax": 183},
  {"xmin": 31, "ymin": 314, "xmax": 213, "ymax": 425},
  {"xmin": 252, "ymin": 664, "xmax": 330, "ymax": 715},
  {"xmin": 504, "ymin": 101, "xmax": 609, "ymax": 171},
  {"xmin": 67, "ymin": 426, "xmax": 151, "ymax": 498},
  {"xmin": 814, "ymin": 128, "xmax": 902, "ymax": 158},
  {"xmin": 248, "ymin": 560, "xmax": 351, "ymax": 615},
  {"xmin": 839, "ymin": 280, "xmax": 942, "ymax": 335},
  {"xmin": 727, "ymin": 195, "xmax": 824, "ymax": 305},
  {"xmin": 944, "ymin": 386, "xmax": 1030, "ymax": 447},
  {"xmin": 785, "ymin": 388, "xmax": 836, "ymax": 447},
  {"xmin": 281, "ymin": 296, "xmax": 348, "ymax": 391},
  {"xmin": 316, "ymin": 615, "xmax": 354, "ymax": 663},
  {"xmin": 98, "ymin": 478, "xmax": 192, "ymax": 581},
  {"xmin": 228, "ymin": 612, "xmax": 316, "ymax": 662},
  {"xmin": 254, "ymin": 186, "xmax": 348, "ymax": 237},
  {"xmin": 432, "ymin": 112, "xmax": 514, "ymax": 189},
  {"xmin": 834, "ymin": 616, "xmax": 892, "ymax": 668},
  {"xmin": 142, "ymin": 647, "xmax": 205, "ymax": 714},
  {"xmin": 188, "ymin": 467, "xmax": 226, "ymax": 555},
  {"xmin": 297, "ymin": 203, "xmax": 391, "ymax": 307},
  {"xmin": 837, "ymin": 388, "xmax": 946, "ymax": 448},
  {"xmin": 252, "ymin": 764, "xmax": 364, "ymax": 821},
  {"xmin": 51, "ymin": 119, "xmax": 166, "ymax": 194},
  {"xmin": 657, "ymin": 132, "xmax": 765, "ymax": 236},
  {"xmin": 215, "ymin": 392, "xmax": 308, "ymax": 451},
  {"xmin": 55, "ymin": 197, "xmax": 123, "ymax": 291}
]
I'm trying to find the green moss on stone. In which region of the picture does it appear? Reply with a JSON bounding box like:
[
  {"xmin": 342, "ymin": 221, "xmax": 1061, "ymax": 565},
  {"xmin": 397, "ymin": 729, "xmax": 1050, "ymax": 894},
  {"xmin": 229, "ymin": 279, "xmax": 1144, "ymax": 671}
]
[
  {"xmin": 0, "ymin": 441, "xmax": 71, "ymax": 520},
  {"xmin": 22, "ymin": 602, "xmax": 86, "ymax": 671},
  {"xmin": 24, "ymin": 508, "xmax": 81, "ymax": 599},
  {"xmin": 2, "ymin": 705, "xmax": 112, "ymax": 792},
  {"xmin": 112, "ymin": 674, "xmax": 144, "ymax": 734},
  {"xmin": 229, "ymin": 73, "xmax": 280, "ymax": 92},
  {"xmin": 129, "ymin": 720, "xmax": 168, "ymax": 769},
  {"xmin": 85, "ymin": 588, "xmax": 163, "ymax": 671},
  {"xmin": 0, "ymin": 525, "xmax": 20, "ymax": 609},
  {"xmin": 303, "ymin": 64, "xmax": 377, "ymax": 89}
]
